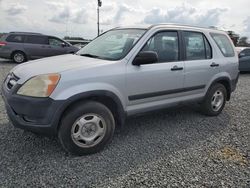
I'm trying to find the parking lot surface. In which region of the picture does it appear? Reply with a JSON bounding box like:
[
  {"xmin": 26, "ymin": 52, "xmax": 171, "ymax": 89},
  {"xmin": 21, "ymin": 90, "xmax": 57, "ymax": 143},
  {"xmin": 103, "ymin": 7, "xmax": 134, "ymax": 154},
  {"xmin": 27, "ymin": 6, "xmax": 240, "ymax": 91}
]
[{"xmin": 0, "ymin": 58, "xmax": 249, "ymax": 187}]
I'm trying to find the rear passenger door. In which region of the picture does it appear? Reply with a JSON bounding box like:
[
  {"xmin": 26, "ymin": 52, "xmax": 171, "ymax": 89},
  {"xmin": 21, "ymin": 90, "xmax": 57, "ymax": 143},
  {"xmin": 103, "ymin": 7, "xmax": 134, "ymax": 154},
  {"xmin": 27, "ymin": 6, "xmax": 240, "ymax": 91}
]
[
  {"xmin": 182, "ymin": 31, "xmax": 219, "ymax": 94},
  {"xmin": 23, "ymin": 35, "xmax": 50, "ymax": 59}
]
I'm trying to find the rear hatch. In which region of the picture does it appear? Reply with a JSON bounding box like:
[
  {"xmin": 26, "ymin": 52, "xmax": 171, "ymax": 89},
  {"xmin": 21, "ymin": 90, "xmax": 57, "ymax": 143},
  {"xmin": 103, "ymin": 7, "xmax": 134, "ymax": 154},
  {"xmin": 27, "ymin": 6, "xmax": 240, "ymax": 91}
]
[{"xmin": 0, "ymin": 34, "xmax": 7, "ymax": 48}]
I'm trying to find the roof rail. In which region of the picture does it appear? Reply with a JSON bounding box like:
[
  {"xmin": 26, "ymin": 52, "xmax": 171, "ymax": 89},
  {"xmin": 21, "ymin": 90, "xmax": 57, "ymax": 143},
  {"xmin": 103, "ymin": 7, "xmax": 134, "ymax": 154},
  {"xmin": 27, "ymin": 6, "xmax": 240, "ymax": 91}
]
[
  {"xmin": 149, "ymin": 23, "xmax": 222, "ymax": 31},
  {"xmin": 9, "ymin": 31, "xmax": 43, "ymax": 35}
]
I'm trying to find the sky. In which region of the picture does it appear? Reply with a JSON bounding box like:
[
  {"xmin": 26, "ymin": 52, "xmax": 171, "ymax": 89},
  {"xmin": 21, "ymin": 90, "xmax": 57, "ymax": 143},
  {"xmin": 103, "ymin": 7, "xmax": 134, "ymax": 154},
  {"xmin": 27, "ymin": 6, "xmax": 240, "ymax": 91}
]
[{"xmin": 0, "ymin": 0, "xmax": 249, "ymax": 39}]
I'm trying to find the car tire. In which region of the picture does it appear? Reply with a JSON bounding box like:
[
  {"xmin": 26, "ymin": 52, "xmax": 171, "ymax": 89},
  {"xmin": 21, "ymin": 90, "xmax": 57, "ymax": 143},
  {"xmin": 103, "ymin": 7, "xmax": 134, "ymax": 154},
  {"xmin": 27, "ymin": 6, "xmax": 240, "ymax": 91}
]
[
  {"xmin": 58, "ymin": 101, "xmax": 115, "ymax": 155},
  {"xmin": 200, "ymin": 83, "xmax": 227, "ymax": 116},
  {"xmin": 12, "ymin": 51, "xmax": 27, "ymax": 64}
]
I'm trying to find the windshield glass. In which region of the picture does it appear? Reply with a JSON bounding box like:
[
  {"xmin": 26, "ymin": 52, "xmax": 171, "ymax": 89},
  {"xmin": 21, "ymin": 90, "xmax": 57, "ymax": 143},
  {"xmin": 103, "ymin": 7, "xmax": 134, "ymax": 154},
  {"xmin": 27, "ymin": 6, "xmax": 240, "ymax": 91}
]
[{"xmin": 76, "ymin": 29, "xmax": 146, "ymax": 60}]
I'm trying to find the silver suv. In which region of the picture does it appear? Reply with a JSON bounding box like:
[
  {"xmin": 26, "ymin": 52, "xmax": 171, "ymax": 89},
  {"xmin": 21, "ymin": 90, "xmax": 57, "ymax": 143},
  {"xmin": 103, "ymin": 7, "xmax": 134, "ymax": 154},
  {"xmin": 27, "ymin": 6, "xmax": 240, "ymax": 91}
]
[
  {"xmin": 1, "ymin": 24, "xmax": 239, "ymax": 155},
  {"xmin": 0, "ymin": 32, "xmax": 79, "ymax": 63}
]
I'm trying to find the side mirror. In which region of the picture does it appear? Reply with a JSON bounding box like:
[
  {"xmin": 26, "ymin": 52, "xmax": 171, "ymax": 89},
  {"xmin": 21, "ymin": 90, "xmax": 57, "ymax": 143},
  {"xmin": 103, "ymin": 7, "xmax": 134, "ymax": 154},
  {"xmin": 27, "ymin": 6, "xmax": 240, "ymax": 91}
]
[
  {"xmin": 132, "ymin": 51, "xmax": 158, "ymax": 66},
  {"xmin": 61, "ymin": 42, "xmax": 67, "ymax": 47}
]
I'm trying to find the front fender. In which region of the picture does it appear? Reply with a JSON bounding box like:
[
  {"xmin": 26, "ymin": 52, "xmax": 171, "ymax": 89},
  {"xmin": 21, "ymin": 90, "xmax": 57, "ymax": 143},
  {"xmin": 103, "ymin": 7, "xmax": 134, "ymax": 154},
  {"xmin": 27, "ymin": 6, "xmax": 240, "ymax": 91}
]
[{"xmin": 50, "ymin": 82, "xmax": 127, "ymax": 109}]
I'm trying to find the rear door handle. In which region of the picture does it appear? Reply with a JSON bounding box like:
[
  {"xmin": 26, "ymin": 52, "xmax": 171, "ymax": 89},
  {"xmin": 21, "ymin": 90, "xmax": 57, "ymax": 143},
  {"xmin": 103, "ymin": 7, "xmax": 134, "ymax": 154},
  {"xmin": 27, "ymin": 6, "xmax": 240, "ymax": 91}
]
[
  {"xmin": 210, "ymin": 62, "xmax": 219, "ymax": 67},
  {"xmin": 171, "ymin": 65, "xmax": 183, "ymax": 71}
]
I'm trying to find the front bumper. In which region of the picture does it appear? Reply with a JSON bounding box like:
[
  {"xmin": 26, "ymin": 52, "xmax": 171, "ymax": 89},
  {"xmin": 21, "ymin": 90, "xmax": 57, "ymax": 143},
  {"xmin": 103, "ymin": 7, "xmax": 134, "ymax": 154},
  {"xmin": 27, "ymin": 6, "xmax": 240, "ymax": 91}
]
[{"xmin": 1, "ymin": 83, "xmax": 64, "ymax": 136}]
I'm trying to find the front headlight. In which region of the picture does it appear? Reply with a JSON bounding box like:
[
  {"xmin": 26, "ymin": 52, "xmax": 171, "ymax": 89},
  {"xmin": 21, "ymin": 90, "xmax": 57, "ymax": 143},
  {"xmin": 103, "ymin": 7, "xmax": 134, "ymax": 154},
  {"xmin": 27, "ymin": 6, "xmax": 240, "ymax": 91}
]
[{"xmin": 17, "ymin": 73, "xmax": 60, "ymax": 97}]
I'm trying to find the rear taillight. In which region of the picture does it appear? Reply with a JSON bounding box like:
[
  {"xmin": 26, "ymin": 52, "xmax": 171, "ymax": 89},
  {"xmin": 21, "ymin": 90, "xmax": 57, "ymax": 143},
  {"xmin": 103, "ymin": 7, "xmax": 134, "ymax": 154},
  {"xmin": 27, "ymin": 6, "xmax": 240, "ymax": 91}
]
[{"xmin": 0, "ymin": 42, "xmax": 7, "ymax": 46}]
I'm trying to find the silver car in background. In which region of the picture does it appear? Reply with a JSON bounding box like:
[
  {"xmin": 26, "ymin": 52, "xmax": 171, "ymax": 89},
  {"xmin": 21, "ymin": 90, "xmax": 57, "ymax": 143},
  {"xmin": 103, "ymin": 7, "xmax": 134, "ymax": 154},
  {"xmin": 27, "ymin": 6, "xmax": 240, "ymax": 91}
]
[{"xmin": 0, "ymin": 32, "xmax": 79, "ymax": 63}]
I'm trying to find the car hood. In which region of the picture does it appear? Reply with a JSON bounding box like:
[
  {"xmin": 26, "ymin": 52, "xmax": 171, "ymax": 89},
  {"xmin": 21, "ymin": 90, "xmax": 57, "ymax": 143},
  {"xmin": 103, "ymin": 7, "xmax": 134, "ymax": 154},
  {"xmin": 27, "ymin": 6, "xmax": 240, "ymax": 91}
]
[{"xmin": 11, "ymin": 54, "xmax": 116, "ymax": 83}]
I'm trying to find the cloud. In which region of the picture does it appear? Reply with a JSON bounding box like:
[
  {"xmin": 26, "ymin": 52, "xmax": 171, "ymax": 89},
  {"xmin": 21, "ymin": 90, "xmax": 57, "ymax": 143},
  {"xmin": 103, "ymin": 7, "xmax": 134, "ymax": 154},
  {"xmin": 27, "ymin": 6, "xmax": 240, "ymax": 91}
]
[
  {"xmin": 98, "ymin": 2, "xmax": 226, "ymax": 28},
  {"xmin": 99, "ymin": 3, "xmax": 145, "ymax": 26},
  {"xmin": 143, "ymin": 4, "xmax": 227, "ymax": 27},
  {"xmin": 71, "ymin": 8, "xmax": 88, "ymax": 24},
  {"xmin": 101, "ymin": 18, "xmax": 113, "ymax": 26},
  {"xmin": 243, "ymin": 17, "xmax": 250, "ymax": 32},
  {"xmin": 114, "ymin": 4, "xmax": 134, "ymax": 23},
  {"xmin": 100, "ymin": 3, "xmax": 116, "ymax": 12},
  {"xmin": 47, "ymin": 2, "xmax": 88, "ymax": 24},
  {"xmin": 5, "ymin": 3, "xmax": 27, "ymax": 16},
  {"xmin": 46, "ymin": 1, "xmax": 65, "ymax": 9},
  {"xmin": 143, "ymin": 8, "xmax": 165, "ymax": 24},
  {"xmin": 243, "ymin": 16, "xmax": 250, "ymax": 38},
  {"xmin": 49, "ymin": 6, "xmax": 70, "ymax": 23}
]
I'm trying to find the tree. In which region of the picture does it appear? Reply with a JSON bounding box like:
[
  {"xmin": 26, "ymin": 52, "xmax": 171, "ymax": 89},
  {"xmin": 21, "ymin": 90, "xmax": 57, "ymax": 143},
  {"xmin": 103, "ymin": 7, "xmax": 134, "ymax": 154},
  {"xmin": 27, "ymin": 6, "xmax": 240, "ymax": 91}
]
[
  {"xmin": 227, "ymin": 31, "xmax": 239, "ymax": 46},
  {"xmin": 237, "ymin": 36, "xmax": 250, "ymax": 47}
]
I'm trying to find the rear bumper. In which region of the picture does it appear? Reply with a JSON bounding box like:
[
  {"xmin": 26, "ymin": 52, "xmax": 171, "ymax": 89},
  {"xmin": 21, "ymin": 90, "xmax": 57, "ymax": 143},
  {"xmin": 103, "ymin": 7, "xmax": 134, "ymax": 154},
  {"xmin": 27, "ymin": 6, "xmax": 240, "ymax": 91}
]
[
  {"xmin": 0, "ymin": 51, "xmax": 11, "ymax": 59},
  {"xmin": 0, "ymin": 47, "xmax": 11, "ymax": 59},
  {"xmin": 1, "ymin": 83, "xmax": 64, "ymax": 136}
]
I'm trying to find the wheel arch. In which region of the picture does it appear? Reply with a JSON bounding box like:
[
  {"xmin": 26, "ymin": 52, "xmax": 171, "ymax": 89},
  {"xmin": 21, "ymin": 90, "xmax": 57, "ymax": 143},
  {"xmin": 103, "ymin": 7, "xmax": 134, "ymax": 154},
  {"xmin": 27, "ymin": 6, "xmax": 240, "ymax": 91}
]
[
  {"xmin": 208, "ymin": 77, "xmax": 232, "ymax": 101},
  {"xmin": 11, "ymin": 50, "xmax": 27, "ymax": 61},
  {"xmin": 56, "ymin": 90, "xmax": 126, "ymax": 131}
]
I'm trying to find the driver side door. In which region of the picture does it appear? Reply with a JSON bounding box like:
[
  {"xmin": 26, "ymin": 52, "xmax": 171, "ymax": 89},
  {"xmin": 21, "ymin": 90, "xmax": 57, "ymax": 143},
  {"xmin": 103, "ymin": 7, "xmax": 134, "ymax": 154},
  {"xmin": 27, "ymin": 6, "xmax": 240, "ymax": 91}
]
[
  {"xmin": 47, "ymin": 37, "xmax": 67, "ymax": 56},
  {"xmin": 126, "ymin": 30, "xmax": 185, "ymax": 112}
]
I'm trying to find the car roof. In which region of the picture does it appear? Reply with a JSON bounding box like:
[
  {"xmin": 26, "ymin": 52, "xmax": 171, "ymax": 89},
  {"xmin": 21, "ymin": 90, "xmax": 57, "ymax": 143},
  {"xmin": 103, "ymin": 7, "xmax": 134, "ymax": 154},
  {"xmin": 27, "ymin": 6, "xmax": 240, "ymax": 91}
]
[
  {"xmin": 116, "ymin": 23, "xmax": 226, "ymax": 33},
  {"xmin": 9, "ymin": 32, "xmax": 43, "ymax": 35}
]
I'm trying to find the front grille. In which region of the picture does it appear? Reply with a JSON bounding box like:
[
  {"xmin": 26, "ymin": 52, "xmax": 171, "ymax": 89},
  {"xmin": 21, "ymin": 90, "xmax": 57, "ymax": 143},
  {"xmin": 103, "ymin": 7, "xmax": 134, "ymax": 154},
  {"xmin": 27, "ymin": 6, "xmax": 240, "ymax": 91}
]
[{"xmin": 5, "ymin": 73, "xmax": 19, "ymax": 90}]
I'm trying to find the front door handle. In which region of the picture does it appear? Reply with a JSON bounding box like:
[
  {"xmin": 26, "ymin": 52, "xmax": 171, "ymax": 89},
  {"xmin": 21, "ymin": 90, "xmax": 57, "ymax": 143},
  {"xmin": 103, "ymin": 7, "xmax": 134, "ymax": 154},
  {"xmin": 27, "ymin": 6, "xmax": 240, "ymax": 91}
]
[
  {"xmin": 171, "ymin": 65, "xmax": 183, "ymax": 71},
  {"xmin": 210, "ymin": 62, "xmax": 219, "ymax": 67}
]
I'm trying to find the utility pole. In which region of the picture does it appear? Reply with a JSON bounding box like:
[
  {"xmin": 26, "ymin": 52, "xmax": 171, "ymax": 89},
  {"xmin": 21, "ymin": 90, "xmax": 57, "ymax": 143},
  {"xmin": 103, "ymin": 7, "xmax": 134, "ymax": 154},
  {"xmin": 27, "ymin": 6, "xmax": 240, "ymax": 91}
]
[{"xmin": 97, "ymin": 0, "xmax": 102, "ymax": 36}]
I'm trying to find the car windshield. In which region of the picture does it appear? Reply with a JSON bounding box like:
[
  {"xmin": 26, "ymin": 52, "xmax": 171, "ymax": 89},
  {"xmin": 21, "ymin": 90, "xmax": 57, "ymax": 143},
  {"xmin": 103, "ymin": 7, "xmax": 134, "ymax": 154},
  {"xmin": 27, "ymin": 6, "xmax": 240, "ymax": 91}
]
[{"xmin": 76, "ymin": 29, "xmax": 146, "ymax": 60}]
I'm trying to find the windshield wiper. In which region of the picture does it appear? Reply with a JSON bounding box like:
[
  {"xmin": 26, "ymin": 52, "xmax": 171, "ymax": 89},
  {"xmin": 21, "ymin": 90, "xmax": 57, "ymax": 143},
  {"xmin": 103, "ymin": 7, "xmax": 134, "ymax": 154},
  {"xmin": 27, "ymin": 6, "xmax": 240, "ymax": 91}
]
[{"xmin": 79, "ymin": 53, "xmax": 100, "ymax": 58}]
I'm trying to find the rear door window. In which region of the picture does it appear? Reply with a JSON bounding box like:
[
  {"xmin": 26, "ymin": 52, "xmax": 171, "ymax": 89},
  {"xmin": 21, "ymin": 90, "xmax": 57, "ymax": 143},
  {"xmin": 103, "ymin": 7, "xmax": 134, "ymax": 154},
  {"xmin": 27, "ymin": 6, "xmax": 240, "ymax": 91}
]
[
  {"xmin": 210, "ymin": 33, "xmax": 235, "ymax": 57},
  {"xmin": 6, "ymin": 34, "xmax": 25, "ymax": 43},
  {"xmin": 25, "ymin": 35, "xmax": 48, "ymax": 45},
  {"xmin": 183, "ymin": 31, "xmax": 212, "ymax": 60}
]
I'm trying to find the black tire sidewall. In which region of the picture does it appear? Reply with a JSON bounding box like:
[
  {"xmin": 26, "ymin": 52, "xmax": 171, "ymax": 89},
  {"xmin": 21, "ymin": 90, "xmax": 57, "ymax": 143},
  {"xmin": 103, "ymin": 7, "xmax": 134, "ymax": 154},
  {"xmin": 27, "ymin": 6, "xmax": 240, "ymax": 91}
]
[
  {"xmin": 58, "ymin": 101, "xmax": 115, "ymax": 155},
  {"xmin": 202, "ymin": 83, "xmax": 227, "ymax": 116}
]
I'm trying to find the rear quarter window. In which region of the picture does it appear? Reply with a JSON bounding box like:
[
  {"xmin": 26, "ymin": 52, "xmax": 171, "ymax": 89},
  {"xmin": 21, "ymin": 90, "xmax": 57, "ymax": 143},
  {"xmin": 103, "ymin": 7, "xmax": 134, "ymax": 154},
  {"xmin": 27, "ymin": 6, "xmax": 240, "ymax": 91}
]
[
  {"xmin": 6, "ymin": 34, "xmax": 25, "ymax": 43},
  {"xmin": 210, "ymin": 33, "xmax": 235, "ymax": 57}
]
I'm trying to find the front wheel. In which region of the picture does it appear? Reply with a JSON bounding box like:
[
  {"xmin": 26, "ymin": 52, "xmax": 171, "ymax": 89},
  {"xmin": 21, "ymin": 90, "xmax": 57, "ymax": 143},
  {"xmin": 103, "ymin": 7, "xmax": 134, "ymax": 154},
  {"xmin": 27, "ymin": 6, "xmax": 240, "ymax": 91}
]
[
  {"xmin": 58, "ymin": 101, "xmax": 115, "ymax": 155},
  {"xmin": 200, "ymin": 83, "xmax": 227, "ymax": 116}
]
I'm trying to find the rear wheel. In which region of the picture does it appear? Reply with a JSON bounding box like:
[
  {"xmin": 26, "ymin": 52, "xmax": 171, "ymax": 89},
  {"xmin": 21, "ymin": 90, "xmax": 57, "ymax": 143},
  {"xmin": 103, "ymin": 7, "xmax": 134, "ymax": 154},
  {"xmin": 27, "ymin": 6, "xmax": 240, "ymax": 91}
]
[
  {"xmin": 12, "ymin": 51, "xmax": 26, "ymax": 63},
  {"xmin": 58, "ymin": 101, "xmax": 115, "ymax": 155},
  {"xmin": 200, "ymin": 83, "xmax": 227, "ymax": 116}
]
